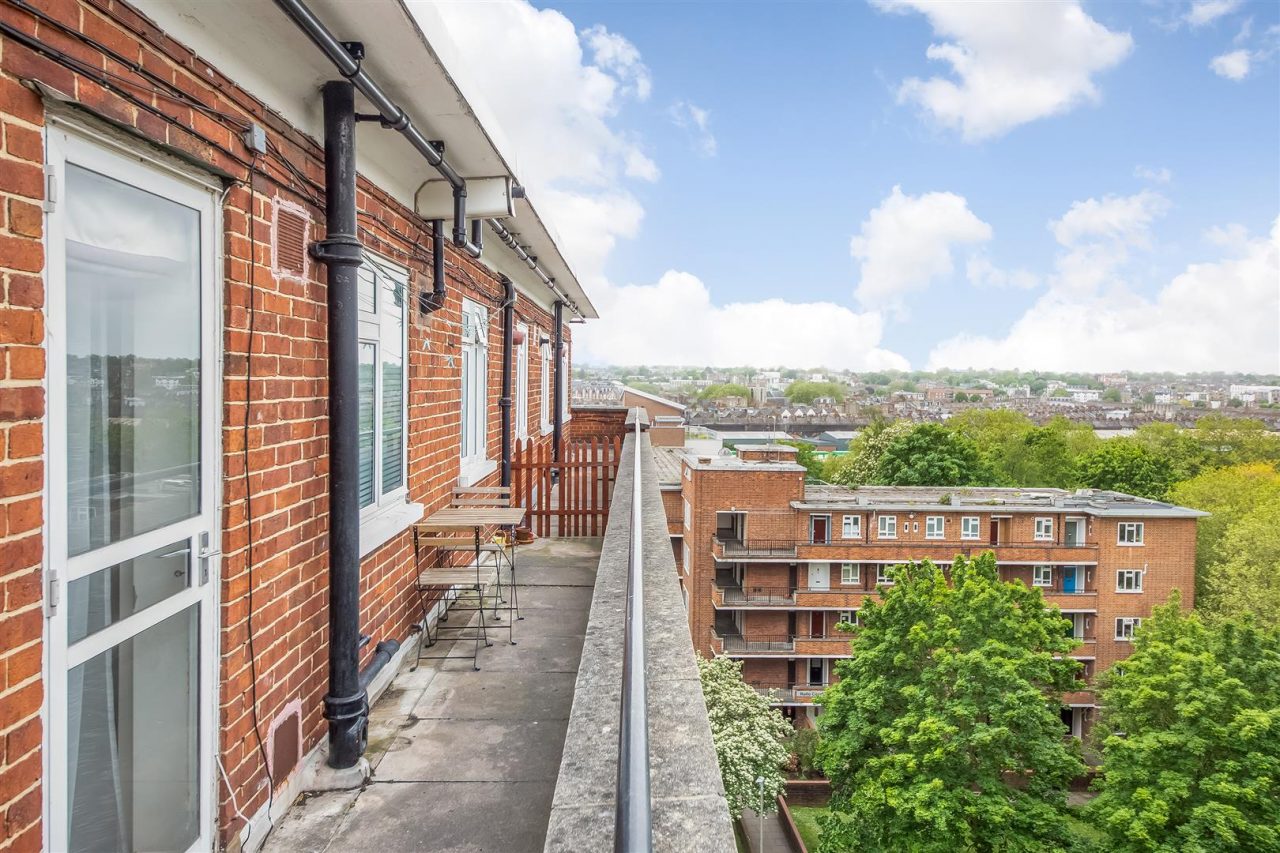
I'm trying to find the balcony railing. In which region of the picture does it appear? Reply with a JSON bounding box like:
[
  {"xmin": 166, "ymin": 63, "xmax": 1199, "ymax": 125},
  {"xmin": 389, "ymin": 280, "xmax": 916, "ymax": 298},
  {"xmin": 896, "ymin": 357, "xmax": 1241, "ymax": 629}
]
[
  {"xmin": 712, "ymin": 536, "xmax": 1101, "ymax": 564},
  {"xmin": 749, "ymin": 682, "xmax": 830, "ymax": 703},
  {"xmin": 711, "ymin": 585, "xmax": 797, "ymax": 607},
  {"xmin": 712, "ymin": 631, "xmax": 853, "ymax": 656},
  {"xmin": 546, "ymin": 411, "xmax": 736, "ymax": 852}
]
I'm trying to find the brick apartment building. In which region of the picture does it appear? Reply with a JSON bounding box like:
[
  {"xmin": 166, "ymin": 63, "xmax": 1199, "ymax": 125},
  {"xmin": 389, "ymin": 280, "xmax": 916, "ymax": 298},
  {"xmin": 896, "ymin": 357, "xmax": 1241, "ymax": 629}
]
[
  {"xmin": 662, "ymin": 444, "xmax": 1203, "ymax": 742},
  {"xmin": 0, "ymin": 0, "xmax": 597, "ymax": 850}
]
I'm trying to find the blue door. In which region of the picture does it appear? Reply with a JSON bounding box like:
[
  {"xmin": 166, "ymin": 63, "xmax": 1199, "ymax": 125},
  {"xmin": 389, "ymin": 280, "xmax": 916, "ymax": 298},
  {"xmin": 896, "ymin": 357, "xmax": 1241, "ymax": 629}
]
[{"xmin": 1062, "ymin": 567, "xmax": 1077, "ymax": 593}]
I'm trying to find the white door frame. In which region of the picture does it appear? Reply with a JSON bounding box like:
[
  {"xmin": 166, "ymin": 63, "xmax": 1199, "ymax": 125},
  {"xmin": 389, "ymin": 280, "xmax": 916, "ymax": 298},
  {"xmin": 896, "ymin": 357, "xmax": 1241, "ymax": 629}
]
[
  {"xmin": 43, "ymin": 120, "xmax": 223, "ymax": 853},
  {"xmin": 807, "ymin": 563, "xmax": 830, "ymax": 591}
]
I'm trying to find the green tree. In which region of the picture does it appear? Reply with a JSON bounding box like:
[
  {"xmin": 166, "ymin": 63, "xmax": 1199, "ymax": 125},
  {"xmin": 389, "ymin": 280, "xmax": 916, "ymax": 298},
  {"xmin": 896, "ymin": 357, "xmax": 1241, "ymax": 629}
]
[
  {"xmin": 1169, "ymin": 462, "xmax": 1280, "ymax": 603},
  {"xmin": 1074, "ymin": 438, "xmax": 1174, "ymax": 499},
  {"xmin": 1203, "ymin": 496, "xmax": 1280, "ymax": 629},
  {"xmin": 825, "ymin": 420, "xmax": 911, "ymax": 487},
  {"xmin": 698, "ymin": 382, "xmax": 750, "ymax": 403},
  {"xmin": 1132, "ymin": 422, "xmax": 1211, "ymax": 482},
  {"xmin": 1089, "ymin": 596, "xmax": 1280, "ymax": 851},
  {"xmin": 1195, "ymin": 415, "xmax": 1280, "ymax": 467},
  {"xmin": 816, "ymin": 554, "xmax": 1084, "ymax": 852},
  {"xmin": 1103, "ymin": 387, "xmax": 1123, "ymax": 402},
  {"xmin": 779, "ymin": 440, "xmax": 824, "ymax": 480},
  {"xmin": 698, "ymin": 655, "xmax": 792, "ymax": 819},
  {"xmin": 785, "ymin": 380, "xmax": 846, "ymax": 405},
  {"xmin": 873, "ymin": 423, "xmax": 994, "ymax": 486}
]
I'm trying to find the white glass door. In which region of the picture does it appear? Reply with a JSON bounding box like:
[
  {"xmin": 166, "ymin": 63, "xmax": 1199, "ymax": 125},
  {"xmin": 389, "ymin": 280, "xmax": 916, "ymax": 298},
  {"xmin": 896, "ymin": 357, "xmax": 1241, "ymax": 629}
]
[{"xmin": 45, "ymin": 126, "xmax": 219, "ymax": 853}]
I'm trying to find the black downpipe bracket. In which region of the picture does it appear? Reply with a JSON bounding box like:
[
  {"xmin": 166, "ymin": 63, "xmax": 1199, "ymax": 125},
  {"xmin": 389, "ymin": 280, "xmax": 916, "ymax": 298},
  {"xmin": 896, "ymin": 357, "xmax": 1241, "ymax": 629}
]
[
  {"xmin": 419, "ymin": 219, "xmax": 447, "ymax": 314},
  {"xmin": 499, "ymin": 276, "xmax": 516, "ymax": 486},
  {"xmin": 311, "ymin": 80, "xmax": 367, "ymax": 770},
  {"xmin": 552, "ymin": 300, "xmax": 565, "ymax": 462}
]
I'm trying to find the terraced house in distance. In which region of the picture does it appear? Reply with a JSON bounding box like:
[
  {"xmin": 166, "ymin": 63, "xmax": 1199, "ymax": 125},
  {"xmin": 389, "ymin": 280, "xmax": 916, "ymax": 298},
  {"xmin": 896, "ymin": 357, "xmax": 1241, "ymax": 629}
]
[{"xmin": 665, "ymin": 443, "xmax": 1205, "ymax": 744}]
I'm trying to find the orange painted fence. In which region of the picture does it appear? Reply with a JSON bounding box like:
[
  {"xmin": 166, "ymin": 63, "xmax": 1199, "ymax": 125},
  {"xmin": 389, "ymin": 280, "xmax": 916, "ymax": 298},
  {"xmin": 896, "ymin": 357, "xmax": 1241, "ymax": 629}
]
[{"xmin": 512, "ymin": 436, "xmax": 624, "ymax": 537}]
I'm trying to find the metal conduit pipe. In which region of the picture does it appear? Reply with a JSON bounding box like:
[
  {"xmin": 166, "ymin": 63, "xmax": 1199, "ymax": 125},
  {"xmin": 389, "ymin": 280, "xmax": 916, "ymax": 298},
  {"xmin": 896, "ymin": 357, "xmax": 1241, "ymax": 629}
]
[
  {"xmin": 552, "ymin": 300, "xmax": 565, "ymax": 462},
  {"xmin": 499, "ymin": 276, "xmax": 516, "ymax": 487},
  {"xmin": 272, "ymin": 0, "xmax": 481, "ymax": 257},
  {"xmin": 486, "ymin": 218, "xmax": 584, "ymax": 319},
  {"xmin": 419, "ymin": 219, "xmax": 447, "ymax": 314},
  {"xmin": 311, "ymin": 79, "xmax": 366, "ymax": 770}
]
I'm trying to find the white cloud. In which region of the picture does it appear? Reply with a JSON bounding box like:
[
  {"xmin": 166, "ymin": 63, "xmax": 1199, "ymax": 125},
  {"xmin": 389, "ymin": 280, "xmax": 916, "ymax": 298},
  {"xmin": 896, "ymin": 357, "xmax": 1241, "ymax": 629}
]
[
  {"xmin": 581, "ymin": 24, "xmax": 652, "ymax": 101},
  {"xmin": 575, "ymin": 271, "xmax": 909, "ymax": 369},
  {"xmin": 1134, "ymin": 165, "xmax": 1172, "ymax": 183},
  {"xmin": 928, "ymin": 215, "xmax": 1280, "ymax": 373},
  {"xmin": 966, "ymin": 255, "xmax": 1039, "ymax": 290},
  {"xmin": 873, "ymin": 0, "xmax": 1133, "ymax": 141},
  {"xmin": 1049, "ymin": 190, "xmax": 1170, "ymax": 249},
  {"xmin": 1185, "ymin": 0, "xmax": 1242, "ymax": 27},
  {"xmin": 851, "ymin": 186, "xmax": 992, "ymax": 313},
  {"xmin": 1211, "ymin": 48, "xmax": 1253, "ymax": 79},
  {"xmin": 668, "ymin": 101, "xmax": 718, "ymax": 157}
]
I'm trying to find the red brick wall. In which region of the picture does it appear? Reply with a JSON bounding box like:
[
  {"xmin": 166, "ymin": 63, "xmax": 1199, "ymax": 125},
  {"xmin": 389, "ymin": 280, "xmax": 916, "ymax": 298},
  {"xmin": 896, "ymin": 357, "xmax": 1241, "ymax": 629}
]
[
  {"xmin": 0, "ymin": 37, "xmax": 46, "ymax": 852},
  {"xmin": 0, "ymin": 0, "xmax": 572, "ymax": 847},
  {"xmin": 565, "ymin": 405, "xmax": 628, "ymax": 443}
]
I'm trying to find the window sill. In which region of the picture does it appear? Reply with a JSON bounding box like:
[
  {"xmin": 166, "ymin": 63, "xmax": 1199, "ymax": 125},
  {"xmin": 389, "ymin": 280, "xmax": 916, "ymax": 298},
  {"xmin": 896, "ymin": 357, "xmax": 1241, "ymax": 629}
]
[
  {"xmin": 458, "ymin": 458, "xmax": 498, "ymax": 487},
  {"xmin": 1115, "ymin": 589, "xmax": 1143, "ymax": 594},
  {"xmin": 360, "ymin": 502, "xmax": 425, "ymax": 559},
  {"xmin": 540, "ymin": 424, "xmax": 553, "ymax": 436}
]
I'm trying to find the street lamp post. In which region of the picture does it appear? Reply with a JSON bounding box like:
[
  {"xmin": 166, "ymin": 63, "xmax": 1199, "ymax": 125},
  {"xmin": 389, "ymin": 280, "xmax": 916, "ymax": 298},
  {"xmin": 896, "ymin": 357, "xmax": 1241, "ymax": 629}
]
[{"xmin": 756, "ymin": 775, "xmax": 765, "ymax": 852}]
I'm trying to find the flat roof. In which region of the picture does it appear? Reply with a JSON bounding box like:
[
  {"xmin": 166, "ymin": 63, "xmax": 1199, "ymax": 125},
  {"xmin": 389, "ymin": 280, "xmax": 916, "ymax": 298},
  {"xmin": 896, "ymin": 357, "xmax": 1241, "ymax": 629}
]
[
  {"xmin": 793, "ymin": 485, "xmax": 1208, "ymax": 518},
  {"xmin": 652, "ymin": 446, "xmax": 688, "ymax": 486}
]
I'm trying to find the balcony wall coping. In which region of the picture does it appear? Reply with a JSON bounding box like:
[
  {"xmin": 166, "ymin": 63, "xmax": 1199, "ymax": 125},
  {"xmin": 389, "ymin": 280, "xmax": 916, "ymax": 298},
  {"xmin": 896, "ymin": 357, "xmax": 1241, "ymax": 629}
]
[{"xmin": 544, "ymin": 428, "xmax": 736, "ymax": 853}]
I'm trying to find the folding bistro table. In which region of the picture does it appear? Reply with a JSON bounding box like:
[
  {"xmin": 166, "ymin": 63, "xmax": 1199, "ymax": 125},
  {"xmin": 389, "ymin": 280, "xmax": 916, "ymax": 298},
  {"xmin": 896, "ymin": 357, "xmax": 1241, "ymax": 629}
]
[{"xmin": 411, "ymin": 500, "xmax": 525, "ymax": 671}]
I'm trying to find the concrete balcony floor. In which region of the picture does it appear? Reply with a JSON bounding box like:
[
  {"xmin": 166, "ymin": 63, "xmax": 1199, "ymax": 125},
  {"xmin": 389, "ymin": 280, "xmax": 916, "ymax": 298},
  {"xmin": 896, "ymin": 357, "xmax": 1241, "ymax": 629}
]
[{"xmin": 262, "ymin": 537, "xmax": 602, "ymax": 853}]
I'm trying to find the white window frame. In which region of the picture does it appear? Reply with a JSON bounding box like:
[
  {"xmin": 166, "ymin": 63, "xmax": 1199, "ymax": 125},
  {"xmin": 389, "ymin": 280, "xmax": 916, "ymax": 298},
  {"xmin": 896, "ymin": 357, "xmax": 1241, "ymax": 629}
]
[
  {"xmin": 961, "ymin": 516, "xmax": 980, "ymax": 540},
  {"xmin": 1034, "ymin": 517, "xmax": 1054, "ymax": 541},
  {"xmin": 1118, "ymin": 522, "xmax": 1145, "ymax": 546},
  {"xmin": 358, "ymin": 254, "xmax": 411, "ymax": 524},
  {"xmin": 539, "ymin": 338, "xmax": 552, "ymax": 435},
  {"xmin": 837, "ymin": 609, "xmax": 858, "ymax": 627},
  {"xmin": 559, "ymin": 346, "xmax": 570, "ymax": 423},
  {"xmin": 925, "ymin": 516, "xmax": 944, "ymax": 539},
  {"xmin": 683, "ymin": 498, "xmax": 692, "ymax": 530},
  {"xmin": 460, "ymin": 298, "xmax": 493, "ymax": 484},
  {"xmin": 1116, "ymin": 569, "xmax": 1144, "ymax": 593},
  {"xmin": 1033, "ymin": 565, "xmax": 1053, "ymax": 587},
  {"xmin": 876, "ymin": 564, "xmax": 894, "ymax": 585},
  {"xmin": 1115, "ymin": 617, "xmax": 1142, "ymax": 641},
  {"xmin": 841, "ymin": 514, "xmax": 861, "ymax": 539},
  {"xmin": 877, "ymin": 515, "xmax": 897, "ymax": 539},
  {"xmin": 840, "ymin": 563, "xmax": 859, "ymax": 585},
  {"xmin": 515, "ymin": 323, "xmax": 529, "ymax": 440}
]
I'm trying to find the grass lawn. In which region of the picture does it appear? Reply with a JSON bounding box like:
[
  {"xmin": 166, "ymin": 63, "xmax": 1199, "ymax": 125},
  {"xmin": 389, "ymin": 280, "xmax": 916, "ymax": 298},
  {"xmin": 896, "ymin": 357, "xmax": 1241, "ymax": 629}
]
[
  {"xmin": 784, "ymin": 804, "xmax": 1105, "ymax": 851},
  {"xmin": 787, "ymin": 806, "xmax": 827, "ymax": 851}
]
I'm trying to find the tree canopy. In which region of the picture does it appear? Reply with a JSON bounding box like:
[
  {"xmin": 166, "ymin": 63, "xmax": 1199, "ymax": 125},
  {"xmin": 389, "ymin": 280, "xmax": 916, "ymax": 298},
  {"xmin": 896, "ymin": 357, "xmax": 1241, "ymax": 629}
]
[
  {"xmin": 823, "ymin": 420, "xmax": 911, "ymax": 487},
  {"xmin": 1089, "ymin": 596, "xmax": 1280, "ymax": 851},
  {"xmin": 872, "ymin": 423, "xmax": 994, "ymax": 487},
  {"xmin": 698, "ymin": 655, "xmax": 792, "ymax": 819},
  {"xmin": 816, "ymin": 554, "xmax": 1085, "ymax": 852},
  {"xmin": 785, "ymin": 380, "xmax": 846, "ymax": 404},
  {"xmin": 1074, "ymin": 439, "xmax": 1174, "ymax": 499},
  {"xmin": 698, "ymin": 382, "xmax": 750, "ymax": 402}
]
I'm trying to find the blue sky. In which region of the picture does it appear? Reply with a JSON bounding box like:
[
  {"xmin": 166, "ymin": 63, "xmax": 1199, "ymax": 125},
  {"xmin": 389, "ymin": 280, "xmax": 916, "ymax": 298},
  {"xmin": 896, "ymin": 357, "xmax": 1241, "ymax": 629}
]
[{"xmin": 428, "ymin": 0, "xmax": 1280, "ymax": 372}]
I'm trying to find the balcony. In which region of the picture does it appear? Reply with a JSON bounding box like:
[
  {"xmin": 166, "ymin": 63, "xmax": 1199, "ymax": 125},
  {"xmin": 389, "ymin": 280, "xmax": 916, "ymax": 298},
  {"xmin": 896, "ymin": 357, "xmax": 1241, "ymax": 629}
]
[
  {"xmin": 711, "ymin": 585, "xmax": 797, "ymax": 608},
  {"xmin": 711, "ymin": 631, "xmax": 853, "ymax": 657},
  {"xmin": 712, "ymin": 535, "xmax": 1100, "ymax": 564},
  {"xmin": 265, "ymin": 412, "xmax": 736, "ymax": 852},
  {"xmin": 749, "ymin": 681, "xmax": 829, "ymax": 705}
]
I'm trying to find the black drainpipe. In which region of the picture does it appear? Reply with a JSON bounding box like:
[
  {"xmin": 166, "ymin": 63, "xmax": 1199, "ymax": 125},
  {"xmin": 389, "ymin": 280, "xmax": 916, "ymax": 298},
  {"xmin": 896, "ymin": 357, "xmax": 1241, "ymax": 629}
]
[
  {"xmin": 310, "ymin": 80, "xmax": 366, "ymax": 770},
  {"xmin": 552, "ymin": 300, "xmax": 564, "ymax": 462},
  {"xmin": 419, "ymin": 219, "xmax": 447, "ymax": 314},
  {"xmin": 499, "ymin": 276, "xmax": 516, "ymax": 486}
]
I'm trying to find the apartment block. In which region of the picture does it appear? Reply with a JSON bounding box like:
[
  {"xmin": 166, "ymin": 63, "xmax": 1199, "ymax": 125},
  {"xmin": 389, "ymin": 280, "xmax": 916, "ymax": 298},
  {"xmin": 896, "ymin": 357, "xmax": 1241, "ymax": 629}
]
[{"xmin": 662, "ymin": 443, "xmax": 1203, "ymax": 741}]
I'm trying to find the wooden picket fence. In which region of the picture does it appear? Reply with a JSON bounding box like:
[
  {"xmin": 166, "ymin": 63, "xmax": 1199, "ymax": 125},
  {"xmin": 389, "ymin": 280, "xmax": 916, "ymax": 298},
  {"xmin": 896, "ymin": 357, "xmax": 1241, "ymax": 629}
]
[{"xmin": 512, "ymin": 436, "xmax": 623, "ymax": 537}]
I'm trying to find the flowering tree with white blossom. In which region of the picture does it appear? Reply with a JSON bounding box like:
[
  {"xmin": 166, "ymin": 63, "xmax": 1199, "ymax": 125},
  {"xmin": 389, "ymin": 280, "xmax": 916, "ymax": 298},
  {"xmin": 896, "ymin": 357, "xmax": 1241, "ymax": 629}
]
[{"xmin": 698, "ymin": 655, "xmax": 793, "ymax": 819}]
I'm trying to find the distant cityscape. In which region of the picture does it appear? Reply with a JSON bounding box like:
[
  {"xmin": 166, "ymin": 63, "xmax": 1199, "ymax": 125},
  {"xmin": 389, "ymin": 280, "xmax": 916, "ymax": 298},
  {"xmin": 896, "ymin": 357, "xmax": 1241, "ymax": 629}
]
[{"xmin": 574, "ymin": 366, "xmax": 1280, "ymax": 436}]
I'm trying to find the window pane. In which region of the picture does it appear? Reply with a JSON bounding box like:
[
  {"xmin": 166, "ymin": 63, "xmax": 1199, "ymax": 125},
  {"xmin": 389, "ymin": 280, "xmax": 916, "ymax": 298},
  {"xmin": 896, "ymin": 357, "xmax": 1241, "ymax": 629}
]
[
  {"xmin": 65, "ymin": 165, "xmax": 201, "ymax": 556},
  {"xmin": 68, "ymin": 540, "xmax": 191, "ymax": 644},
  {"xmin": 357, "ymin": 264, "xmax": 376, "ymax": 314},
  {"xmin": 380, "ymin": 272, "xmax": 404, "ymax": 494},
  {"xmin": 358, "ymin": 343, "xmax": 376, "ymax": 508},
  {"xmin": 67, "ymin": 605, "xmax": 199, "ymax": 853}
]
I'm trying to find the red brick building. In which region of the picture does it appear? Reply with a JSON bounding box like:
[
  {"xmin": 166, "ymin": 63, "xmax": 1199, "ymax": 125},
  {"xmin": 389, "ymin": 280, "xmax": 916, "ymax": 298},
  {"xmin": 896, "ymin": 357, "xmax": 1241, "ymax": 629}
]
[
  {"xmin": 0, "ymin": 0, "xmax": 596, "ymax": 849},
  {"xmin": 666, "ymin": 444, "xmax": 1203, "ymax": 742}
]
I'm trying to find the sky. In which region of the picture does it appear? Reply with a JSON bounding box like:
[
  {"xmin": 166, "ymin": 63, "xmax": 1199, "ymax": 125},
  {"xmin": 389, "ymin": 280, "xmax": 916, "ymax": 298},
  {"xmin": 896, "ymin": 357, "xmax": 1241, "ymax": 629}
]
[{"xmin": 421, "ymin": 0, "xmax": 1280, "ymax": 373}]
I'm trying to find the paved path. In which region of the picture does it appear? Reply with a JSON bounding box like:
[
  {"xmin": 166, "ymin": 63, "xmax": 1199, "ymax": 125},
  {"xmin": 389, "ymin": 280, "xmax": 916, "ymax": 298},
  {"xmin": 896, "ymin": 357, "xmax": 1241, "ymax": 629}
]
[
  {"xmin": 741, "ymin": 807, "xmax": 804, "ymax": 853},
  {"xmin": 262, "ymin": 538, "xmax": 601, "ymax": 853}
]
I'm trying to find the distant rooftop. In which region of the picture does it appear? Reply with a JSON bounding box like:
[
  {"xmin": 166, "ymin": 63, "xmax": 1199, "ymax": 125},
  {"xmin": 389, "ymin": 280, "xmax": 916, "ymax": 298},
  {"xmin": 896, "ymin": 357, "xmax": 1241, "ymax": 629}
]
[{"xmin": 795, "ymin": 485, "xmax": 1208, "ymax": 518}]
